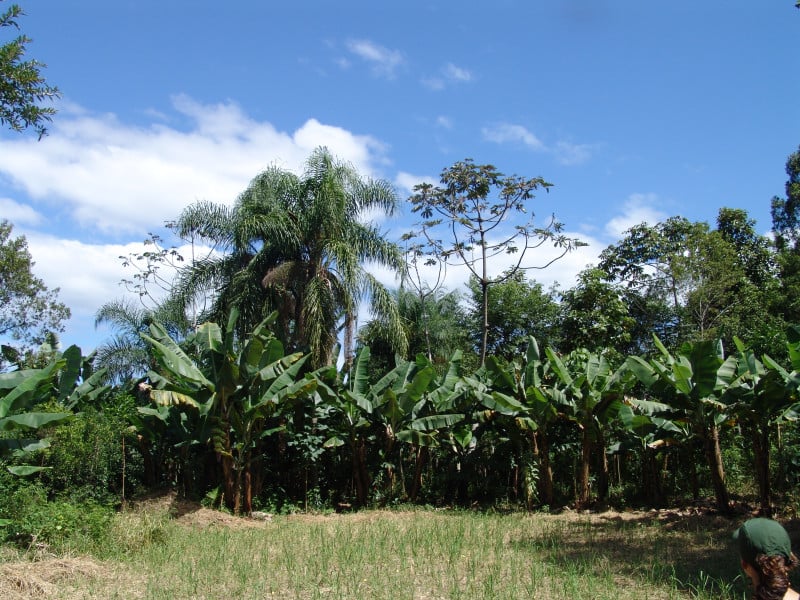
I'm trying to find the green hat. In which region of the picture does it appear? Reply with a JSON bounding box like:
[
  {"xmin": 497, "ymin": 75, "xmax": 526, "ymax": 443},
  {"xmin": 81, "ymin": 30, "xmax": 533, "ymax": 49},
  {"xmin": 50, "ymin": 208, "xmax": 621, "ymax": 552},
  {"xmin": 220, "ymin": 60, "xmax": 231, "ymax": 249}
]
[{"xmin": 733, "ymin": 518, "xmax": 793, "ymax": 566}]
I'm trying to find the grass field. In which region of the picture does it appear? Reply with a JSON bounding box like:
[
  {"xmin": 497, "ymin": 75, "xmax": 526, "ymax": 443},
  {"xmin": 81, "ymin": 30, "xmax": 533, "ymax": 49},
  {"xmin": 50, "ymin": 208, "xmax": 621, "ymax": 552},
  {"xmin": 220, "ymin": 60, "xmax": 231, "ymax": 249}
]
[{"xmin": 1, "ymin": 496, "xmax": 788, "ymax": 599}]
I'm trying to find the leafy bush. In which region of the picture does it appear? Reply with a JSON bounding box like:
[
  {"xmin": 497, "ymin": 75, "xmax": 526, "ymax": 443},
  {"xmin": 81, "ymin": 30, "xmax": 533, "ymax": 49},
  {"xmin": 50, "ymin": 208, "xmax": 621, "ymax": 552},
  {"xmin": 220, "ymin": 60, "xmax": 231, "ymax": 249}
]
[
  {"xmin": 37, "ymin": 394, "xmax": 143, "ymax": 504},
  {"xmin": 0, "ymin": 481, "xmax": 113, "ymax": 551}
]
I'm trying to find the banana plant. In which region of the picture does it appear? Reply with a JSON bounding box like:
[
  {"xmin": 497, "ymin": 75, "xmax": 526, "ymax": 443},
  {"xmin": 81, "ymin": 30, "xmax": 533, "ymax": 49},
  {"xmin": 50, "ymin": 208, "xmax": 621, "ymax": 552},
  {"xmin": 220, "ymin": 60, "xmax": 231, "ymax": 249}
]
[
  {"xmin": 721, "ymin": 336, "xmax": 800, "ymax": 513},
  {"xmin": 484, "ymin": 337, "xmax": 561, "ymax": 507},
  {"xmin": 0, "ymin": 357, "xmax": 74, "ymax": 475},
  {"xmin": 625, "ymin": 336, "xmax": 736, "ymax": 513},
  {"xmin": 322, "ymin": 348, "xmax": 464, "ymax": 504},
  {"xmin": 546, "ymin": 346, "xmax": 631, "ymax": 507},
  {"xmin": 616, "ymin": 397, "xmax": 686, "ymax": 506},
  {"xmin": 142, "ymin": 309, "xmax": 316, "ymax": 514}
]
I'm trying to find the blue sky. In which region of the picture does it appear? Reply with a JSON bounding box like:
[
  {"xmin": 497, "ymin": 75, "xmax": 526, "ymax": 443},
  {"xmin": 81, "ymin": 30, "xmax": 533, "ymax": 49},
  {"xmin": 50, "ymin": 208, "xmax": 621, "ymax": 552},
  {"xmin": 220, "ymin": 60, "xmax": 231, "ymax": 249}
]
[{"xmin": 1, "ymin": 0, "xmax": 798, "ymax": 353}]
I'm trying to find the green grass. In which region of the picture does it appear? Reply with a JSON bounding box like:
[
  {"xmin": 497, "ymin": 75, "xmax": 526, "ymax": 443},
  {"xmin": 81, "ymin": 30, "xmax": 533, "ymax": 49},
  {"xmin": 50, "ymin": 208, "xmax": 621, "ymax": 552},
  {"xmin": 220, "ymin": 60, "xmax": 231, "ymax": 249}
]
[{"xmin": 2, "ymin": 506, "xmax": 759, "ymax": 600}]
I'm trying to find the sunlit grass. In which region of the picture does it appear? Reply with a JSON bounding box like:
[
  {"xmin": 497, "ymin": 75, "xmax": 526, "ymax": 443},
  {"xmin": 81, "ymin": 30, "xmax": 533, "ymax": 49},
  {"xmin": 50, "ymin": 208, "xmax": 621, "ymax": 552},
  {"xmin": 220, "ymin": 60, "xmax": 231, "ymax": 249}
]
[{"xmin": 5, "ymin": 506, "xmax": 759, "ymax": 600}]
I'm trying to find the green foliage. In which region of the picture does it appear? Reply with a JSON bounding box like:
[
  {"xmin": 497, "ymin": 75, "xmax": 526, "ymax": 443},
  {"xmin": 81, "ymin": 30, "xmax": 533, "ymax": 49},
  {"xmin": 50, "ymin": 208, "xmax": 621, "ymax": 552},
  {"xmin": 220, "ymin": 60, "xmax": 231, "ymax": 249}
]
[
  {"xmin": 36, "ymin": 399, "xmax": 139, "ymax": 504},
  {"xmin": 467, "ymin": 270, "xmax": 561, "ymax": 359},
  {"xmin": 0, "ymin": 479, "xmax": 113, "ymax": 550},
  {"xmin": 141, "ymin": 309, "xmax": 319, "ymax": 514},
  {"xmin": 0, "ymin": 220, "xmax": 71, "ymax": 369},
  {"xmin": 360, "ymin": 286, "xmax": 471, "ymax": 374},
  {"xmin": 559, "ymin": 268, "xmax": 634, "ymax": 356},
  {"xmin": 171, "ymin": 147, "xmax": 406, "ymax": 368},
  {"xmin": 0, "ymin": 2, "xmax": 59, "ymax": 138}
]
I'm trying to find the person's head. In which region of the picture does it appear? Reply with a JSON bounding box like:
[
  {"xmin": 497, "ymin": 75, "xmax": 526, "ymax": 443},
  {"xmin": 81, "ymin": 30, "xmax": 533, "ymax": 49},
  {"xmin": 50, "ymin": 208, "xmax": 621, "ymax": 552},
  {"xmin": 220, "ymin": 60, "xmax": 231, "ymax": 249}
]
[{"xmin": 733, "ymin": 518, "xmax": 798, "ymax": 600}]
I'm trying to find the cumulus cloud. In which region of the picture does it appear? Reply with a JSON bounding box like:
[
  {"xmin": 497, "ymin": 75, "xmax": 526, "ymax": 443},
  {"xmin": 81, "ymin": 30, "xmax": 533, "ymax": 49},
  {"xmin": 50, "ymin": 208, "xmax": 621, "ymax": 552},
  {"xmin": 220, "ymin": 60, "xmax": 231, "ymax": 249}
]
[
  {"xmin": 554, "ymin": 140, "xmax": 594, "ymax": 166},
  {"xmin": 435, "ymin": 116, "xmax": 453, "ymax": 129},
  {"xmin": 0, "ymin": 197, "xmax": 43, "ymax": 226},
  {"xmin": 604, "ymin": 193, "xmax": 668, "ymax": 239},
  {"xmin": 345, "ymin": 39, "xmax": 404, "ymax": 78},
  {"xmin": 0, "ymin": 96, "xmax": 388, "ymax": 236},
  {"xmin": 395, "ymin": 171, "xmax": 436, "ymax": 196},
  {"xmin": 443, "ymin": 63, "xmax": 472, "ymax": 82},
  {"xmin": 482, "ymin": 123, "xmax": 545, "ymax": 150}
]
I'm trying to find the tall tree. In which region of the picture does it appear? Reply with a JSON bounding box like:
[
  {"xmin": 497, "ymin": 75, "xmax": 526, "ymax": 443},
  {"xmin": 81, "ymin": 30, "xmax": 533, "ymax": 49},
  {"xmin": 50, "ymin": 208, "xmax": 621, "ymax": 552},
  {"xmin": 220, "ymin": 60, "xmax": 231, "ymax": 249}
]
[
  {"xmin": 771, "ymin": 146, "xmax": 800, "ymax": 328},
  {"xmin": 466, "ymin": 270, "xmax": 560, "ymax": 360},
  {"xmin": 0, "ymin": 220, "xmax": 70, "ymax": 369},
  {"xmin": 771, "ymin": 146, "xmax": 800, "ymax": 251},
  {"xmin": 598, "ymin": 217, "xmax": 707, "ymax": 344},
  {"xmin": 408, "ymin": 159, "xmax": 583, "ymax": 365},
  {"xmin": 0, "ymin": 2, "xmax": 59, "ymax": 137},
  {"xmin": 172, "ymin": 147, "xmax": 407, "ymax": 368},
  {"xmin": 559, "ymin": 268, "xmax": 634, "ymax": 356}
]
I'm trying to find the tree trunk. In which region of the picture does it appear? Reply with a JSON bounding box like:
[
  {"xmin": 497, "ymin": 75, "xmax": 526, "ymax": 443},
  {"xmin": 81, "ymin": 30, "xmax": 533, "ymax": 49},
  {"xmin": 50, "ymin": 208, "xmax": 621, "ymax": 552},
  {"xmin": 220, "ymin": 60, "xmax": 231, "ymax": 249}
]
[
  {"xmin": 596, "ymin": 430, "xmax": 609, "ymax": 501},
  {"xmin": 750, "ymin": 424, "xmax": 772, "ymax": 515},
  {"xmin": 480, "ymin": 281, "xmax": 489, "ymax": 366},
  {"xmin": 243, "ymin": 470, "xmax": 253, "ymax": 515},
  {"xmin": 532, "ymin": 428, "xmax": 554, "ymax": 507},
  {"xmin": 577, "ymin": 426, "xmax": 592, "ymax": 507},
  {"xmin": 409, "ymin": 446, "xmax": 428, "ymax": 502},
  {"xmin": 352, "ymin": 437, "xmax": 371, "ymax": 506},
  {"xmin": 703, "ymin": 423, "xmax": 730, "ymax": 513},
  {"xmin": 642, "ymin": 447, "xmax": 664, "ymax": 506}
]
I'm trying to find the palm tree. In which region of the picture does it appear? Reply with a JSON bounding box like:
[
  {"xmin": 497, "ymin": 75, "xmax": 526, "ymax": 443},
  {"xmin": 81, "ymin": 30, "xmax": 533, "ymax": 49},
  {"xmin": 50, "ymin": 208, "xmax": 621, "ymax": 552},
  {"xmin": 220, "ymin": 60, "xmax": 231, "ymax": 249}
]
[
  {"xmin": 94, "ymin": 297, "xmax": 188, "ymax": 384},
  {"xmin": 171, "ymin": 147, "xmax": 407, "ymax": 367}
]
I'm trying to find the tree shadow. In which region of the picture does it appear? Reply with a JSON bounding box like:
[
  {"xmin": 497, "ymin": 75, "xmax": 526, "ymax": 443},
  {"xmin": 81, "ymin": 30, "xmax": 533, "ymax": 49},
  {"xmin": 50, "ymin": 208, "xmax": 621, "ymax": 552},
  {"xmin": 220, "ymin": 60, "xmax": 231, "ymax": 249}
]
[{"xmin": 513, "ymin": 511, "xmax": 800, "ymax": 598}]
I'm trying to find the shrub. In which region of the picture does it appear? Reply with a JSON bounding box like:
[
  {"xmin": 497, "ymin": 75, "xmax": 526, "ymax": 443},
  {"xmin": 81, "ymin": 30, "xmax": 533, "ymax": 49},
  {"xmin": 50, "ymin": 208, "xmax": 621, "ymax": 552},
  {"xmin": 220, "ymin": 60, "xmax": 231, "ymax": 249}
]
[{"xmin": 0, "ymin": 481, "xmax": 113, "ymax": 552}]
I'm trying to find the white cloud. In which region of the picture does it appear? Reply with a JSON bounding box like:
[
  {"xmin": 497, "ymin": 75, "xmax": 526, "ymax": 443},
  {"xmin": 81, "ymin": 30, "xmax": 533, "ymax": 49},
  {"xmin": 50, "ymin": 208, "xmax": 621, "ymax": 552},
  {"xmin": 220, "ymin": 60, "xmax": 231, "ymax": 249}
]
[
  {"xmin": 0, "ymin": 197, "xmax": 43, "ymax": 225},
  {"xmin": 604, "ymin": 193, "xmax": 668, "ymax": 239},
  {"xmin": 482, "ymin": 122, "xmax": 595, "ymax": 165},
  {"xmin": 422, "ymin": 62, "xmax": 474, "ymax": 90},
  {"xmin": 395, "ymin": 171, "xmax": 436, "ymax": 196},
  {"xmin": 345, "ymin": 39, "xmax": 404, "ymax": 78},
  {"xmin": 482, "ymin": 123, "xmax": 545, "ymax": 150},
  {"xmin": 0, "ymin": 97, "xmax": 389, "ymax": 236},
  {"xmin": 443, "ymin": 63, "xmax": 472, "ymax": 82},
  {"xmin": 554, "ymin": 140, "xmax": 594, "ymax": 166}
]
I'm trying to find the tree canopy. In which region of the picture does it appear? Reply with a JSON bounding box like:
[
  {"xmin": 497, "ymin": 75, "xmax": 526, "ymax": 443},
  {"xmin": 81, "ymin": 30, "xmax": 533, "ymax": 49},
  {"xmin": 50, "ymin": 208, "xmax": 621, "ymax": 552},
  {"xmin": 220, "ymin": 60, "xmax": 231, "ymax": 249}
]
[
  {"xmin": 171, "ymin": 147, "xmax": 407, "ymax": 368},
  {"xmin": 0, "ymin": 220, "xmax": 71, "ymax": 368},
  {"xmin": 0, "ymin": 2, "xmax": 59, "ymax": 138},
  {"xmin": 407, "ymin": 159, "xmax": 583, "ymax": 364}
]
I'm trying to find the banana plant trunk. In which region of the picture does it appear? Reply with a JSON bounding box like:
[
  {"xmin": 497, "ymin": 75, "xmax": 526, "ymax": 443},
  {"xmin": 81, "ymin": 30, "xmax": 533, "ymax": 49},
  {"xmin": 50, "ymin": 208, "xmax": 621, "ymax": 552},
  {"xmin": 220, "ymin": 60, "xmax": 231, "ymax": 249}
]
[
  {"xmin": 352, "ymin": 436, "xmax": 371, "ymax": 506},
  {"xmin": 641, "ymin": 447, "xmax": 664, "ymax": 507},
  {"xmin": 531, "ymin": 428, "xmax": 554, "ymax": 507},
  {"xmin": 748, "ymin": 424, "xmax": 772, "ymax": 515},
  {"xmin": 577, "ymin": 426, "xmax": 592, "ymax": 507},
  {"xmin": 596, "ymin": 429, "xmax": 609, "ymax": 502},
  {"xmin": 702, "ymin": 422, "xmax": 730, "ymax": 513},
  {"xmin": 409, "ymin": 445, "xmax": 428, "ymax": 502}
]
